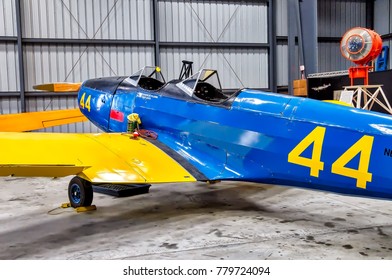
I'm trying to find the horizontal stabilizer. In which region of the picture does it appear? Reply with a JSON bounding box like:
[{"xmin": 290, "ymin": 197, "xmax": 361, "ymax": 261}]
[
  {"xmin": 0, "ymin": 132, "xmax": 197, "ymax": 184},
  {"xmin": 0, "ymin": 109, "xmax": 87, "ymax": 132},
  {"xmin": 33, "ymin": 82, "xmax": 82, "ymax": 92}
]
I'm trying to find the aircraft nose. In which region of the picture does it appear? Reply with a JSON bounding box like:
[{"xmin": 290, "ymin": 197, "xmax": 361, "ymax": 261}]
[
  {"xmin": 77, "ymin": 86, "xmax": 113, "ymax": 131},
  {"xmin": 77, "ymin": 77, "xmax": 126, "ymax": 131}
]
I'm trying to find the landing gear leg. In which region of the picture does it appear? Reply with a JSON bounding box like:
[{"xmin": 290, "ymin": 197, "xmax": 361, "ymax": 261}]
[{"xmin": 68, "ymin": 176, "xmax": 93, "ymax": 208}]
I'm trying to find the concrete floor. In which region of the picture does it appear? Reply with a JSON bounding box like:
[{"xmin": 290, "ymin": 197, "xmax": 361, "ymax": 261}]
[{"xmin": 1, "ymin": 176, "xmax": 392, "ymax": 260}]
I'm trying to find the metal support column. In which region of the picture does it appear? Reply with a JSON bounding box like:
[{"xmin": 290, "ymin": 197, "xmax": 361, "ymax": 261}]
[
  {"xmin": 152, "ymin": 0, "xmax": 161, "ymax": 67},
  {"xmin": 268, "ymin": 0, "xmax": 277, "ymax": 93},
  {"xmin": 366, "ymin": 0, "xmax": 374, "ymax": 29},
  {"xmin": 288, "ymin": 0, "xmax": 318, "ymax": 94},
  {"xmin": 15, "ymin": 0, "xmax": 26, "ymax": 112},
  {"xmin": 299, "ymin": 0, "xmax": 318, "ymax": 76},
  {"xmin": 287, "ymin": 0, "xmax": 298, "ymax": 95}
]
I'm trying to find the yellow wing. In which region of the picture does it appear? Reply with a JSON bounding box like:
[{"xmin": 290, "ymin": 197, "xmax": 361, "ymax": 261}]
[
  {"xmin": 0, "ymin": 109, "xmax": 87, "ymax": 132},
  {"xmin": 0, "ymin": 132, "xmax": 196, "ymax": 184}
]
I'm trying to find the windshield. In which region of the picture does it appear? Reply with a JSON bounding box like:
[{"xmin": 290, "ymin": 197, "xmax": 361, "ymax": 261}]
[
  {"xmin": 125, "ymin": 66, "xmax": 165, "ymax": 87},
  {"xmin": 176, "ymin": 69, "xmax": 222, "ymax": 97}
]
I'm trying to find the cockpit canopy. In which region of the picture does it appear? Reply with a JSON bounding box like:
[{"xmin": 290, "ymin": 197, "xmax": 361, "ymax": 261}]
[
  {"xmin": 126, "ymin": 66, "xmax": 166, "ymax": 90},
  {"xmin": 124, "ymin": 66, "xmax": 230, "ymax": 103},
  {"xmin": 176, "ymin": 69, "xmax": 227, "ymax": 102}
]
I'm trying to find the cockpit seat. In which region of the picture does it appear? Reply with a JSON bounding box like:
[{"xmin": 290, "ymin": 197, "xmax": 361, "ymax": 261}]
[
  {"xmin": 194, "ymin": 82, "xmax": 228, "ymax": 102},
  {"xmin": 138, "ymin": 76, "xmax": 165, "ymax": 90}
]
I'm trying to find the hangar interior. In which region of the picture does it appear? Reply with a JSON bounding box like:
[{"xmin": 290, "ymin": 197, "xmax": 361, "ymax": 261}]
[{"xmin": 2, "ymin": 0, "xmax": 392, "ymax": 260}]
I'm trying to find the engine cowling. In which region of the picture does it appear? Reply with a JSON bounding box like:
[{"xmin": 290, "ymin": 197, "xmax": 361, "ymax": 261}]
[{"xmin": 340, "ymin": 27, "xmax": 382, "ymax": 66}]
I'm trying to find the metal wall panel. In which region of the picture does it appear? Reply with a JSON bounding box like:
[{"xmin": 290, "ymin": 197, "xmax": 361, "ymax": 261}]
[
  {"xmin": 0, "ymin": 97, "xmax": 20, "ymax": 114},
  {"xmin": 389, "ymin": 40, "xmax": 392, "ymax": 68},
  {"xmin": 23, "ymin": 44, "xmax": 154, "ymax": 90},
  {"xmin": 0, "ymin": 0, "xmax": 17, "ymax": 36},
  {"xmin": 22, "ymin": 0, "xmax": 153, "ymax": 39},
  {"xmin": 386, "ymin": 39, "xmax": 392, "ymax": 68},
  {"xmin": 276, "ymin": 43, "xmax": 288, "ymax": 86},
  {"xmin": 318, "ymin": 0, "xmax": 367, "ymax": 37},
  {"xmin": 0, "ymin": 43, "xmax": 19, "ymax": 92},
  {"xmin": 161, "ymin": 47, "xmax": 268, "ymax": 89},
  {"xmin": 276, "ymin": 0, "xmax": 288, "ymax": 37},
  {"xmin": 374, "ymin": 0, "xmax": 390, "ymax": 34},
  {"xmin": 374, "ymin": 0, "xmax": 392, "ymax": 69},
  {"xmin": 159, "ymin": 0, "xmax": 268, "ymax": 43},
  {"xmin": 276, "ymin": 43, "xmax": 301, "ymax": 86},
  {"xmin": 318, "ymin": 42, "xmax": 351, "ymax": 73},
  {"xmin": 26, "ymin": 96, "xmax": 101, "ymax": 132}
]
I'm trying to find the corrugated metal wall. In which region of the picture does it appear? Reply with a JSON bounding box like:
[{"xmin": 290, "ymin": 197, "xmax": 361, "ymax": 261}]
[
  {"xmin": 275, "ymin": 0, "xmax": 287, "ymax": 37},
  {"xmin": 159, "ymin": 1, "xmax": 267, "ymax": 43},
  {"xmin": 275, "ymin": 0, "xmax": 289, "ymax": 86},
  {"xmin": 21, "ymin": 0, "xmax": 155, "ymax": 88},
  {"xmin": 318, "ymin": 0, "xmax": 367, "ymax": 38},
  {"xmin": 0, "ymin": 43, "xmax": 19, "ymax": 92},
  {"xmin": 159, "ymin": 0, "xmax": 269, "ymax": 88},
  {"xmin": 161, "ymin": 47, "xmax": 268, "ymax": 88},
  {"xmin": 318, "ymin": 42, "xmax": 351, "ymax": 73},
  {"xmin": 22, "ymin": 0, "xmax": 153, "ymax": 39},
  {"xmin": 0, "ymin": 0, "xmax": 18, "ymax": 93},
  {"xmin": 24, "ymin": 44, "xmax": 154, "ymax": 90},
  {"xmin": 0, "ymin": 97, "xmax": 20, "ymax": 114},
  {"xmin": 375, "ymin": 0, "xmax": 392, "ymax": 68},
  {"xmin": 317, "ymin": 0, "xmax": 368, "ymax": 73},
  {"xmin": 0, "ymin": 0, "xmax": 17, "ymax": 36}
]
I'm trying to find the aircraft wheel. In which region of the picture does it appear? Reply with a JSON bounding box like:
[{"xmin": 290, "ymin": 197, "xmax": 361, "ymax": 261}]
[{"xmin": 68, "ymin": 176, "xmax": 93, "ymax": 208}]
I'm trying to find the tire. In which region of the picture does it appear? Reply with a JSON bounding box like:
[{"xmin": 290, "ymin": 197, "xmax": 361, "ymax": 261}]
[{"xmin": 68, "ymin": 176, "xmax": 93, "ymax": 208}]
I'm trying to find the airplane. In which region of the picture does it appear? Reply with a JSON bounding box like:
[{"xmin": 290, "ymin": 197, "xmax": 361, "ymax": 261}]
[{"xmin": 1, "ymin": 64, "xmax": 392, "ymax": 210}]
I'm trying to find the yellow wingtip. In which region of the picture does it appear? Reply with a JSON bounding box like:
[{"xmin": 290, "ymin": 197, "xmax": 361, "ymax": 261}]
[
  {"xmin": 0, "ymin": 109, "xmax": 87, "ymax": 132},
  {"xmin": 33, "ymin": 82, "xmax": 82, "ymax": 92}
]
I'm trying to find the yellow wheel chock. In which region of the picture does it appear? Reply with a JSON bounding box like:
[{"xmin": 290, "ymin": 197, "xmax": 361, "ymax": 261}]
[{"xmin": 61, "ymin": 202, "xmax": 97, "ymax": 213}]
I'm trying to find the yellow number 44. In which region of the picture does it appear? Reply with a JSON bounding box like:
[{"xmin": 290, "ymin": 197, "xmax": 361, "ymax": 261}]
[
  {"xmin": 79, "ymin": 92, "xmax": 91, "ymax": 112},
  {"xmin": 288, "ymin": 126, "xmax": 374, "ymax": 189}
]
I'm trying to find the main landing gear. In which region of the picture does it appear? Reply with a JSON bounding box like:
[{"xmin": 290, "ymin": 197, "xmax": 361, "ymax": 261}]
[
  {"xmin": 65, "ymin": 176, "xmax": 151, "ymax": 212},
  {"xmin": 68, "ymin": 176, "xmax": 93, "ymax": 208}
]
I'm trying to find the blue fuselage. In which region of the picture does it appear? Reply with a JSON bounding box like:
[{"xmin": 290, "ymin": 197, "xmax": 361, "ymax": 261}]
[{"xmin": 78, "ymin": 77, "xmax": 392, "ymax": 200}]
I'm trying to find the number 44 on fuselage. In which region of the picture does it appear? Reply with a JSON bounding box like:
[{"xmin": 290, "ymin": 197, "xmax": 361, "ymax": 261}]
[{"xmin": 78, "ymin": 66, "xmax": 392, "ymax": 201}]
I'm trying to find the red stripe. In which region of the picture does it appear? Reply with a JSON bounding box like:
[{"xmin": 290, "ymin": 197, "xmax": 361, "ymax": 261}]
[{"xmin": 110, "ymin": 110, "xmax": 124, "ymax": 122}]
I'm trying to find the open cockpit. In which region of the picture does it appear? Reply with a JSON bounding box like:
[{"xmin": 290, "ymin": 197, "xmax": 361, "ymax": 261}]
[{"xmin": 122, "ymin": 66, "xmax": 240, "ymax": 106}]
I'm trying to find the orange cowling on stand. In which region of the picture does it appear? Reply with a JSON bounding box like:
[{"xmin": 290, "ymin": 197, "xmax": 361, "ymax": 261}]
[
  {"xmin": 341, "ymin": 27, "xmax": 382, "ymax": 66},
  {"xmin": 340, "ymin": 27, "xmax": 383, "ymax": 85}
]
